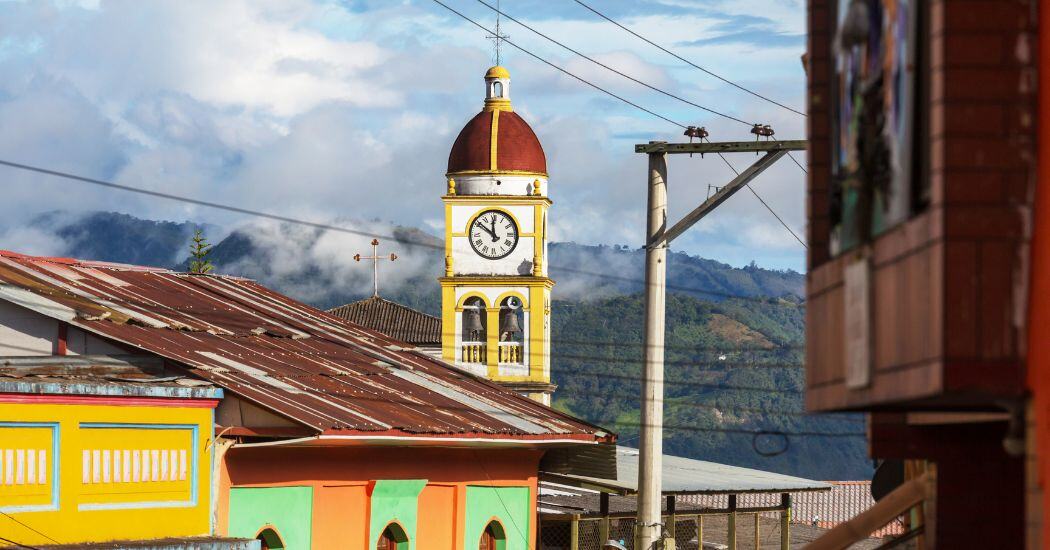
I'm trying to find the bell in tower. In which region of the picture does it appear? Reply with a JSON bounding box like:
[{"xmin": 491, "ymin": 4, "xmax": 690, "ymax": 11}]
[
  {"xmin": 462, "ymin": 298, "xmax": 486, "ymax": 342},
  {"xmin": 499, "ymin": 297, "xmax": 523, "ymax": 341}
]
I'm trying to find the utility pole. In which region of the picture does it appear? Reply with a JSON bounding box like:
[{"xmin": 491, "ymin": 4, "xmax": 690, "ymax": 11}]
[
  {"xmin": 637, "ymin": 145, "xmax": 668, "ymax": 550},
  {"xmin": 634, "ymin": 138, "xmax": 806, "ymax": 550},
  {"xmin": 354, "ymin": 238, "xmax": 398, "ymax": 297}
]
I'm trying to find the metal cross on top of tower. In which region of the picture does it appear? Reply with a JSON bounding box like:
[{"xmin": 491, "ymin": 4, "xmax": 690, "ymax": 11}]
[
  {"xmin": 486, "ymin": 0, "xmax": 509, "ymax": 65},
  {"xmin": 353, "ymin": 238, "xmax": 398, "ymax": 298}
]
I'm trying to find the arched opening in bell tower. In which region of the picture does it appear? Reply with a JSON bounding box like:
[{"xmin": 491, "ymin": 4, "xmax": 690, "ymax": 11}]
[
  {"xmin": 461, "ymin": 297, "xmax": 488, "ymax": 364},
  {"xmin": 498, "ymin": 296, "xmax": 524, "ymax": 364}
]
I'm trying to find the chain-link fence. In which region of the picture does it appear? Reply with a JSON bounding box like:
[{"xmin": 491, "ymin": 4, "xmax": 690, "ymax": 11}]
[{"xmin": 540, "ymin": 510, "xmax": 791, "ymax": 550}]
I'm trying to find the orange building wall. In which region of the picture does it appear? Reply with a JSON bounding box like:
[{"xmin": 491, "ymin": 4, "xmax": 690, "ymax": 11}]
[
  {"xmin": 417, "ymin": 484, "xmax": 457, "ymax": 550},
  {"xmin": 216, "ymin": 445, "xmax": 542, "ymax": 549},
  {"xmin": 313, "ymin": 484, "xmax": 369, "ymax": 548}
]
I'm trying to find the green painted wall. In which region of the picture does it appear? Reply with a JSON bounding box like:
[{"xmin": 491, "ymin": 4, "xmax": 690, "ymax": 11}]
[
  {"xmin": 464, "ymin": 486, "xmax": 531, "ymax": 550},
  {"xmin": 369, "ymin": 479, "xmax": 427, "ymax": 550},
  {"xmin": 228, "ymin": 486, "xmax": 313, "ymax": 549}
]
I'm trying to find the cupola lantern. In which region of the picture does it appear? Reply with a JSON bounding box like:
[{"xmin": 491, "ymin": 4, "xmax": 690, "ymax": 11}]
[{"xmin": 484, "ymin": 66, "xmax": 512, "ymax": 111}]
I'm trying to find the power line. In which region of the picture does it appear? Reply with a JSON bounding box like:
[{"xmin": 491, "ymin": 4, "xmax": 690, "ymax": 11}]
[
  {"xmin": 703, "ymin": 138, "xmax": 807, "ymax": 249},
  {"xmin": 605, "ymin": 420, "xmax": 863, "ymax": 439},
  {"xmin": 570, "ymin": 0, "xmax": 807, "ymax": 118},
  {"xmin": 219, "ymin": 381, "xmax": 865, "ymax": 440},
  {"xmin": 772, "ymin": 136, "xmax": 809, "ymax": 174},
  {"xmin": 472, "ymin": 450, "xmax": 530, "ymax": 545},
  {"xmin": 0, "ymin": 282, "xmax": 803, "ymax": 358},
  {"xmin": 429, "ymin": 0, "xmax": 687, "ymax": 128},
  {"xmin": 0, "ymin": 537, "xmax": 41, "ymax": 550},
  {"xmin": 474, "ymin": 0, "xmax": 753, "ymax": 127},
  {"xmin": 0, "ymin": 285, "xmax": 819, "ymax": 402},
  {"xmin": 467, "ymin": 0, "xmax": 807, "ymax": 252},
  {"xmin": 0, "ymin": 509, "xmax": 58, "ymax": 547},
  {"xmin": 0, "ymin": 293, "xmax": 854, "ymax": 423},
  {"xmin": 438, "ymin": 3, "xmax": 808, "ymax": 257},
  {"xmin": 0, "ymin": 158, "xmax": 807, "ymax": 305}
]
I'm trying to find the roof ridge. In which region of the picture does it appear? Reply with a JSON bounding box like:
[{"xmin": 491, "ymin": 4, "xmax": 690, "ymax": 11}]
[{"xmin": 0, "ymin": 249, "xmax": 254, "ymax": 280}]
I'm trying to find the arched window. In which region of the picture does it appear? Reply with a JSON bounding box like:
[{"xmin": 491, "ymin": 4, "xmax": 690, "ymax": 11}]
[
  {"xmin": 493, "ymin": 81, "xmax": 504, "ymax": 97},
  {"xmin": 479, "ymin": 520, "xmax": 507, "ymax": 550},
  {"xmin": 256, "ymin": 527, "xmax": 285, "ymax": 550},
  {"xmin": 378, "ymin": 522, "xmax": 409, "ymax": 550},
  {"xmin": 462, "ymin": 297, "xmax": 487, "ymax": 343}
]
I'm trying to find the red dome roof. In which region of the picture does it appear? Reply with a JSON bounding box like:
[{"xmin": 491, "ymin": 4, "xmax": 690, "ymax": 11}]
[{"xmin": 447, "ymin": 109, "xmax": 547, "ymax": 175}]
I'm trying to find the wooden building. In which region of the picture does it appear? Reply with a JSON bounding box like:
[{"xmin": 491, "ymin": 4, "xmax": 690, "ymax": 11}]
[
  {"xmin": 804, "ymin": 1, "xmax": 1040, "ymax": 547},
  {"xmin": 0, "ymin": 250, "xmax": 612, "ymax": 549}
]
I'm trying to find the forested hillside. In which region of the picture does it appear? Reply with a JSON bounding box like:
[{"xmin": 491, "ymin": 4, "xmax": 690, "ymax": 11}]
[{"xmin": 550, "ymin": 293, "xmax": 869, "ymax": 480}]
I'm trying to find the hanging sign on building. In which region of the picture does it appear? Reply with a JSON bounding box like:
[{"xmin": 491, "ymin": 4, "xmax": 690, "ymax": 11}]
[{"xmin": 832, "ymin": 0, "xmax": 919, "ymax": 254}]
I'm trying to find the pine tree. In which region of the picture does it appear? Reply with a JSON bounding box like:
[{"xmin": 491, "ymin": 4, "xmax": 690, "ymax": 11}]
[{"xmin": 188, "ymin": 228, "xmax": 214, "ymax": 274}]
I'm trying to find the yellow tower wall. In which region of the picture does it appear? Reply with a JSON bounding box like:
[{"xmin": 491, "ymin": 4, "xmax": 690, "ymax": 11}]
[{"xmin": 440, "ymin": 194, "xmax": 553, "ymax": 401}]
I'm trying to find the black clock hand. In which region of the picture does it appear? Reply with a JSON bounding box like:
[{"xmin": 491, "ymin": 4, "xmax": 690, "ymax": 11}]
[
  {"xmin": 490, "ymin": 218, "xmax": 499, "ymax": 241},
  {"xmin": 475, "ymin": 221, "xmax": 497, "ymax": 239}
]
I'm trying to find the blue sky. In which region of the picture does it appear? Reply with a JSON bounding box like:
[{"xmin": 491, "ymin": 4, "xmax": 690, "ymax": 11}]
[{"xmin": 0, "ymin": 0, "xmax": 808, "ymax": 271}]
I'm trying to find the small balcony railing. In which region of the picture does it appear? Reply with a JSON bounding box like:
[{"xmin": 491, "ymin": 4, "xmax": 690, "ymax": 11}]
[
  {"xmin": 461, "ymin": 342, "xmax": 487, "ymax": 364},
  {"xmin": 498, "ymin": 342, "xmax": 523, "ymax": 364}
]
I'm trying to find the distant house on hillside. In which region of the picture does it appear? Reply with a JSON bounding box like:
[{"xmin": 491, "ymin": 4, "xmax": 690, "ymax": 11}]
[{"xmin": 0, "ymin": 250, "xmax": 613, "ymax": 549}]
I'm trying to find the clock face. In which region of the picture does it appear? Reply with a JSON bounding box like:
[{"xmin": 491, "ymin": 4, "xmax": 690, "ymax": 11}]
[{"xmin": 469, "ymin": 210, "xmax": 519, "ymax": 260}]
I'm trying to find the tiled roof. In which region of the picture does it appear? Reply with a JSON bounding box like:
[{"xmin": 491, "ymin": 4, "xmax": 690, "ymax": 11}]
[
  {"xmin": 447, "ymin": 109, "xmax": 547, "ymax": 175},
  {"xmin": 0, "ymin": 250, "xmax": 610, "ymax": 443},
  {"xmin": 327, "ymin": 296, "xmax": 441, "ymax": 346}
]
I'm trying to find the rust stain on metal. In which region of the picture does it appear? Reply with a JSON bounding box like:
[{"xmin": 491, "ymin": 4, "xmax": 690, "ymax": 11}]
[{"xmin": 0, "ymin": 251, "xmax": 610, "ymax": 442}]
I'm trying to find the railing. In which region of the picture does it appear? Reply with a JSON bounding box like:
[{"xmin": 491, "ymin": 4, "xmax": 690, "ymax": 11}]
[
  {"xmin": 498, "ymin": 342, "xmax": 523, "ymax": 364},
  {"xmin": 540, "ymin": 494, "xmax": 793, "ymax": 550},
  {"xmin": 461, "ymin": 342, "xmax": 486, "ymax": 364},
  {"xmin": 680, "ymin": 481, "xmax": 906, "ymax": 538}
]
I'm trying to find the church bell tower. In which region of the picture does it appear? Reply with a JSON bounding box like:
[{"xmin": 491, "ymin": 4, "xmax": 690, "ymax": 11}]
[{"xmin": 441, "ymin": 66, "xmax": 555, "ymax": 404}]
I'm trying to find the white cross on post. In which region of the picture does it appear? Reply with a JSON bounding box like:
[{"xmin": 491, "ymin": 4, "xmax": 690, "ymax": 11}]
[{"xmin": 353, "ymin": 239, "xmax": 398, "ymax": 297}]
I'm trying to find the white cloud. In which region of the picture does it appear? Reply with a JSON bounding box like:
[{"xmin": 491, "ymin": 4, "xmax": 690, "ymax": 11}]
[{"xmin": 0, "ymin": 0, "xmax": 809, "ymax": 272}]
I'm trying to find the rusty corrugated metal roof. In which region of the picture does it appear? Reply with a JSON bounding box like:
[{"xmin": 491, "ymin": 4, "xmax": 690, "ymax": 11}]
[
  {"xmin": 327, "ymin": 296, "xmax": 441, "ymax": 346},
  {"xmin": 0, "ymin": 250, "xmax": 610, "ymax": 442}
]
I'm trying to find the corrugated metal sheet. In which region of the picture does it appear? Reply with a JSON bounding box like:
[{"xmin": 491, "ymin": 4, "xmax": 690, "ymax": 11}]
[
  {"xmin": 0, "ymin": 251, "xmax": 609, "ymax": 442},
  {"xmin": 327, "ymin": 296, "xmax": 442, "ymax": 346},
  {"xmin": 541, "ymin": 446, "xmax": 829, "ymax": 495}
]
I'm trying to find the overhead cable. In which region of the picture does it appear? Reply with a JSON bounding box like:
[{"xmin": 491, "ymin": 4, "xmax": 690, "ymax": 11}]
[
  {"xmin": 703, "ymin": 139, "xmax": 808, "ymax": 249},
  {"xmin": 571, "ymin": 0, "xmax": 807, "ymax": 117},
  {"xmin": 474, "ymin": 0, "xmax": 753, "ymax": 127},
  {"xmin": 0, "ymin": 158, "xmax": 808, "ymax": 304},
  {"xmin": 429, "ymin": 0, "xmax": 687, "ymax": 128}
]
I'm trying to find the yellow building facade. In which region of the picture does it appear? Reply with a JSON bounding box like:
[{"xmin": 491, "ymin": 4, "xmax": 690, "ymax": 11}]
[
  {"xmin": 441, "ymin": 66, "xmax": 555, "ymax": 404},
  {"xmin": 0, "ymin": 383, "xmax": 219, "ymax": 547}
]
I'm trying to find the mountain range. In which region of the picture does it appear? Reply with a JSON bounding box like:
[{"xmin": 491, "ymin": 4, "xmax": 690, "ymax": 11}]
[{"xmin": 2, "ymin": 211, "xmax": 868, "ymax": 479}]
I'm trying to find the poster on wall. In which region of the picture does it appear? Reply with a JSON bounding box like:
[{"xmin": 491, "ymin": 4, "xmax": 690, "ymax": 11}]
[{"xmin": 831, "ymin": 0, "xmax": 917, "ymax": 254}]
